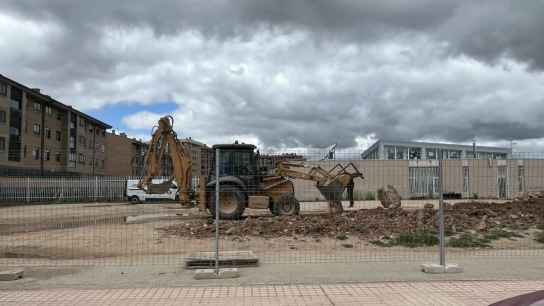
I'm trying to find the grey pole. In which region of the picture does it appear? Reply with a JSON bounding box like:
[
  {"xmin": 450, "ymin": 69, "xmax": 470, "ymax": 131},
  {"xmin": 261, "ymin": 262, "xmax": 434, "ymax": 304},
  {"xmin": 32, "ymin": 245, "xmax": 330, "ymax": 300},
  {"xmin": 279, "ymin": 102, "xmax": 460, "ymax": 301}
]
[
  {"xmin": 215, "ymin": 148, "xmax": 220, "ymax": 275},
  {"xmin": 438, "ymin": 158, "xmax": 445, "ymax": 266}
]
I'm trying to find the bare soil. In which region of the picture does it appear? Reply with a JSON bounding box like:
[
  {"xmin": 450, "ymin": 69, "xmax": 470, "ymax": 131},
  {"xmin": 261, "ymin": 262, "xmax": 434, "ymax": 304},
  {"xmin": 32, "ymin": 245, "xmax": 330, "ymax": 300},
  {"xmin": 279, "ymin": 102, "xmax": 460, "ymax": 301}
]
[{"xmin": 0, "ymin": 199, "xmax": 542, "ymax": 262}]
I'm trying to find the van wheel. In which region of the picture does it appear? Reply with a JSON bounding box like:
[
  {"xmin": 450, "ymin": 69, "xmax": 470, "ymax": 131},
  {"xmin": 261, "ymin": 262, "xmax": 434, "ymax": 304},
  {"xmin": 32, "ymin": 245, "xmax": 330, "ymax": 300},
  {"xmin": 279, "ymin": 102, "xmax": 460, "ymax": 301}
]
[{"xmin": 129, "ymin": 196, "xmax": 141, "ymax": 204}]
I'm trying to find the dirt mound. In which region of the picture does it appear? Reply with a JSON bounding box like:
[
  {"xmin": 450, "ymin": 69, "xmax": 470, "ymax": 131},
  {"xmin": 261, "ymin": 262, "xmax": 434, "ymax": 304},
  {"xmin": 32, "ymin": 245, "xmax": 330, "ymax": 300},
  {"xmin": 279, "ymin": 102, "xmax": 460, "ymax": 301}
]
[{"xmin": 157, "ymin": 200, "xmax": 544, "ymax": 240}]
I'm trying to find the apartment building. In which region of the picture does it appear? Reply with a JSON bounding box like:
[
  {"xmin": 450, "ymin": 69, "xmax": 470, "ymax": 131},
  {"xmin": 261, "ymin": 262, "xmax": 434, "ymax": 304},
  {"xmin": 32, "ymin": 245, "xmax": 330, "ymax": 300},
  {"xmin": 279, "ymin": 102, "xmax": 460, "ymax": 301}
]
[
  {"xmin": 0, "ymin": 74, "xmax": 111, "ymax": 176},
  {"xmin": 104, "ymin": 131, "xmax": 148, "ymax": 176}
]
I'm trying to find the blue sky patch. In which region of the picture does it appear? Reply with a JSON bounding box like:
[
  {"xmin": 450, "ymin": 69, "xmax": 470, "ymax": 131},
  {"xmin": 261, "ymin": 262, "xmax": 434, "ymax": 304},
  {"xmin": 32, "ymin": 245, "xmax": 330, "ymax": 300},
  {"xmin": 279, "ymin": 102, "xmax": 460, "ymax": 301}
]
[{"xmin": 88, "ymin": 101, "xmax": 178, "ymax": 131}]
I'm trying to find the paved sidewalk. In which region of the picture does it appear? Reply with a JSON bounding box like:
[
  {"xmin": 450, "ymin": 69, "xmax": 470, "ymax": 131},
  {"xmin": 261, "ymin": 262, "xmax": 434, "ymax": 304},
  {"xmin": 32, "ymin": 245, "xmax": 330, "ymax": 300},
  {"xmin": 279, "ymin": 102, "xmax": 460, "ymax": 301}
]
[{"xmin": 1, "ymin": 280, "xmax": 544, "ymax": 305}]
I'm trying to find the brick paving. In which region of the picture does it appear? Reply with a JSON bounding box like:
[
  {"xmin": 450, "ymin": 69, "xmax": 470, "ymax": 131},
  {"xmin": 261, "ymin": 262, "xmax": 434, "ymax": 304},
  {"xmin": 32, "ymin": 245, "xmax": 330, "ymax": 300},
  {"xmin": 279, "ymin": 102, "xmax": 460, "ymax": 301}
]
[{"xmin": 1, "ymin": 280, "xmax": 543, "ymax": 305}]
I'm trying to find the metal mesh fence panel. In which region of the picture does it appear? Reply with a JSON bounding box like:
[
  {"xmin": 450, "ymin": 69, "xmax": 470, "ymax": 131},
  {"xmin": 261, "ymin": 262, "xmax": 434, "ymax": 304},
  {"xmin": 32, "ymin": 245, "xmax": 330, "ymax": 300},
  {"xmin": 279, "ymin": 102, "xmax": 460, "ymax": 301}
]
[{"xmin": 0, "ymin": 149, "xmax": 543, "ymax": 268}]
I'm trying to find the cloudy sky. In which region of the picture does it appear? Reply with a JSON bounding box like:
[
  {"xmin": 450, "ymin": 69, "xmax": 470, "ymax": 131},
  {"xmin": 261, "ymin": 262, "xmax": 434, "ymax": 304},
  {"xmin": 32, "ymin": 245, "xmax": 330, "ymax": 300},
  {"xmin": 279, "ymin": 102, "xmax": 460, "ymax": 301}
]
[{"xmin": 1, "ymin": 1, "xmax": 543, "ymax": 153}]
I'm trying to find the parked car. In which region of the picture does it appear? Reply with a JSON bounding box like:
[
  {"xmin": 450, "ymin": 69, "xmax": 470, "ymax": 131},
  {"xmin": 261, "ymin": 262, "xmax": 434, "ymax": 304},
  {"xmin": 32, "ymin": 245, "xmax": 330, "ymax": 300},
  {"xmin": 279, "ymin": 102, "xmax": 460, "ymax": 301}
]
[{"xmin": 125, "ymin": 179, "xmax": 178, "ymax": 204}]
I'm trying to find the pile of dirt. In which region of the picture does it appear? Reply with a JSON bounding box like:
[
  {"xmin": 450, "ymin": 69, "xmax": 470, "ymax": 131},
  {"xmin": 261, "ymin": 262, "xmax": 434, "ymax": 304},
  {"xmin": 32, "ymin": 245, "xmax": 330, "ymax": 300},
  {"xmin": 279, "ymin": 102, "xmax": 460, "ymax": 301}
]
[{"xmin": 157, "ymin": 199, "xmax": 544, "ymax": 240}]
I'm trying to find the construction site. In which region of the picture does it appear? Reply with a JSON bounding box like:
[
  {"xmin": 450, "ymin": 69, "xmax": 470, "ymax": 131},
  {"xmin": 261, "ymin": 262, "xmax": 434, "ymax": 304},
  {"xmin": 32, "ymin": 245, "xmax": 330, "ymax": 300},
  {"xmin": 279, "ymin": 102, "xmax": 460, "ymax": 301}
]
[{"xmin": 0, "ymin": 116, "xmax": 543, "ymax": 272}]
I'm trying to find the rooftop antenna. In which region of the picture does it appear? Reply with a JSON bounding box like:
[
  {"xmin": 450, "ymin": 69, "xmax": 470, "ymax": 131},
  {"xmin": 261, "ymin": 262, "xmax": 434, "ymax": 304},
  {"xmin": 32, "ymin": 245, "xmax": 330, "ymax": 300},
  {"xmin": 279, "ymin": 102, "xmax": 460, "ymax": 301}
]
[{"xmin": 472, "ymin": 137, "xmax": 476, "ymax": 159}]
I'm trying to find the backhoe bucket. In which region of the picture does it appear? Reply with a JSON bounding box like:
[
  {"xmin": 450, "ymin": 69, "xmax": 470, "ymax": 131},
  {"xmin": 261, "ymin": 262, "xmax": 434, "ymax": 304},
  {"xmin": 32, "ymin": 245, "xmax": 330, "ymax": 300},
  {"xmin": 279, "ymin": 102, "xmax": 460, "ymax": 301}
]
[
  {"xmin": 316, "ymin": 180, "xmax": 345, "ymax": 203},
  {"xmin": 317, "ymin": 178, "xmax": 346, "ymax": 213},
  {"xmin": 148, "ymin": 181, "xmax": 172, "ymax": 194}
]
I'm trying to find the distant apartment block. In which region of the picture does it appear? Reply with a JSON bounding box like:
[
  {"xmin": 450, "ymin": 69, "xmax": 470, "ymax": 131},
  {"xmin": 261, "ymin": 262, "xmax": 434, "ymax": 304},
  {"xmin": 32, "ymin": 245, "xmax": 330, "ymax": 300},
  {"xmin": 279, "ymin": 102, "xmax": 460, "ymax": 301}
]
[
  {"xmin": 104, "ymin": 131, "xmax": 148, "ymax": 176},
  {"xmin": 0, "ymin": 74, "xmax": 111, "ymax": 176}
]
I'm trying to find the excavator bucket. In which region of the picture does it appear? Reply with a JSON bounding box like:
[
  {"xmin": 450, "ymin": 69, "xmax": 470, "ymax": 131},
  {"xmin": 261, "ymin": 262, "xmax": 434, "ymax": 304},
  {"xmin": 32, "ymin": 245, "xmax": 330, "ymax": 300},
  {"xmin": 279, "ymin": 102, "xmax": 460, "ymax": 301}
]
[
  {"xmin": 316, "ymin": 179, "xmax": 345, "ymax": 204},
  {"xmin": 147, "ymin": 180, "xmax": 174, "ymax": 194}
]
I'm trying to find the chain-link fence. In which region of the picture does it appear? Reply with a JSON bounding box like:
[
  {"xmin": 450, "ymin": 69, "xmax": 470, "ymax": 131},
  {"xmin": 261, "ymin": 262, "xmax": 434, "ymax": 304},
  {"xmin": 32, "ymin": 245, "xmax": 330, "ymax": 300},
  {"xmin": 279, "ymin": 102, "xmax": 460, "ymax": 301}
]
[{"xmin": 0, "ymin": 148, "xmax": 543, "ymax": 269}]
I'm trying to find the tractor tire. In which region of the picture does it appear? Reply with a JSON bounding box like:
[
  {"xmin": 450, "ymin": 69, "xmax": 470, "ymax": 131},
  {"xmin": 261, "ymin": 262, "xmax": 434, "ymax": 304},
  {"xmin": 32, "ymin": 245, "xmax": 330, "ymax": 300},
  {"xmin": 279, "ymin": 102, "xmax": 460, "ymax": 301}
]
[
  {"xmin": 272, "ymin": 193, "xmax": 300, "ymax": 216},
  {"xmin": 207, "ymin": 185, "xmax": 246, "ymax": 220}
]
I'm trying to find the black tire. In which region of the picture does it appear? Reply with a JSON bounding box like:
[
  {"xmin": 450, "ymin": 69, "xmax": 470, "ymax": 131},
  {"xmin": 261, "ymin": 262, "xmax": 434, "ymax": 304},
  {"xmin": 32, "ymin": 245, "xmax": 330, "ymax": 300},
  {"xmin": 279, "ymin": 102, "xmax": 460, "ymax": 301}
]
[
  {"xmin": 272, "ymin": 193, "xmax": 300, "ymax": 216},
  {"xmin": 207, "ymin": 184, "xmax": 246, "ymax": 220},
  {"xmin": 129, "ymin": 196, "xmax": 141, "ymax": 204}
]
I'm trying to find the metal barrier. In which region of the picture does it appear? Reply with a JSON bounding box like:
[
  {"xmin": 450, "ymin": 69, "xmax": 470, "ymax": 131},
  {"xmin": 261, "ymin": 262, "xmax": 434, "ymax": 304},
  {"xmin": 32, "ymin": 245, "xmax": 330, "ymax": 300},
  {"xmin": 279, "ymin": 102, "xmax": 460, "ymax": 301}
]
[{"xmin": 0, "ymin": 152, "xmax": 543, "ymax": 269}]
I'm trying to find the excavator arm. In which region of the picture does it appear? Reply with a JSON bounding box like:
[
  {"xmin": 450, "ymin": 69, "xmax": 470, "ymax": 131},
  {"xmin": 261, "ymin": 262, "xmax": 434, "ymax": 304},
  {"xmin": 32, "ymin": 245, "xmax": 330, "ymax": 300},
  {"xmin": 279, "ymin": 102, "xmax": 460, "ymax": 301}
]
[
  {"xmin": 276, "ymin": 161, "xmax": 364, "ymax": 213},
  {"xmin": 138, "ymin": 116, "xmax": 193, "ymax": 207}
]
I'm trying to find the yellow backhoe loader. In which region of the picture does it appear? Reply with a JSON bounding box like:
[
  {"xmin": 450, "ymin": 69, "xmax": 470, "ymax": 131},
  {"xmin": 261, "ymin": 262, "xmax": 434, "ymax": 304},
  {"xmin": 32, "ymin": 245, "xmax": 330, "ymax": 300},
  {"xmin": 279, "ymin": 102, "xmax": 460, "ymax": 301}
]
[{"xmin": 138, "ymin": 116, "xmax": 365, "ymax": 218}]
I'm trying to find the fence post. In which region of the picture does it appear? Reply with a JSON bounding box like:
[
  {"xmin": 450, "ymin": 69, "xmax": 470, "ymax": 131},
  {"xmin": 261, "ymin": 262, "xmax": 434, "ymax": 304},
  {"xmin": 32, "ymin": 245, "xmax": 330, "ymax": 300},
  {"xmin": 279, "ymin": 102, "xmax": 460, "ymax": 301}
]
[
  {"xmin": 438, "ymin": 158, "xmax": 445, "ymax": 266},
  {"xmin": 215, "ymin": 148, "xmax": 220, "ymax": 275},
  {"xmin": 60, "ymin": 177, "xmax": 64, "ymax": 202},
  {"xmin": 26, "ymin": 177, "xmax": 30, "ymax": 204},
  {"xmin": 422, "ymin": 158, "xmax": 462, "ymax": 273},
  {"xmin": 94, "ymin": 176, "xmax": 98, "ymax": 202}
]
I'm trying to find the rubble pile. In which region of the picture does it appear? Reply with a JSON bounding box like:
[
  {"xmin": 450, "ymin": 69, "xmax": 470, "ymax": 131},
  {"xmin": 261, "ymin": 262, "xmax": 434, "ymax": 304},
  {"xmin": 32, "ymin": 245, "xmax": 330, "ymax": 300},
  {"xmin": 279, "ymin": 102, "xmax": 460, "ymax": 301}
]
[{"xmin": 158, "ymin": 199, "xmax": 544, "ymax": 240}]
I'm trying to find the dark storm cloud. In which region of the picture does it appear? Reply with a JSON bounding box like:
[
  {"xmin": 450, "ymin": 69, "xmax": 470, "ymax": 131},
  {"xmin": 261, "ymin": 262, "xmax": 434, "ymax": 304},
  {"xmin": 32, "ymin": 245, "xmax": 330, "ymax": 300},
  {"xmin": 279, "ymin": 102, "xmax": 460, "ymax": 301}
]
[
  {"xmin": 3, "ymin": 0, "xmax": 543, "ymax": 68},
  {"xmin": 1, "ymin": 0, "xmax": 544, "ymax": 149}
]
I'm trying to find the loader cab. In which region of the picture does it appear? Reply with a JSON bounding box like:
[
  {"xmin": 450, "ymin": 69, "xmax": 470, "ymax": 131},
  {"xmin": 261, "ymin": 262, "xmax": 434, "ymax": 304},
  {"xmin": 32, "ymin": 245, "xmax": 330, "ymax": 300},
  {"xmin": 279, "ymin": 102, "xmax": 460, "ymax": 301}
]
[{"xmin": 211, "ymin": 143, "xmax": 258, "ymax": 184}]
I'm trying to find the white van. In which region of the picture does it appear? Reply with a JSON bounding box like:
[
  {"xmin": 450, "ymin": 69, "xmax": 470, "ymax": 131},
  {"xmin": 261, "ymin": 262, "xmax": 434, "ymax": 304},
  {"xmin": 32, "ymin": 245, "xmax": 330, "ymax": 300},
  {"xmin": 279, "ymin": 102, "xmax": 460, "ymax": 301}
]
[{"xmin": 126, "ymin": 179, "xmax": 179, "ymax": 204}]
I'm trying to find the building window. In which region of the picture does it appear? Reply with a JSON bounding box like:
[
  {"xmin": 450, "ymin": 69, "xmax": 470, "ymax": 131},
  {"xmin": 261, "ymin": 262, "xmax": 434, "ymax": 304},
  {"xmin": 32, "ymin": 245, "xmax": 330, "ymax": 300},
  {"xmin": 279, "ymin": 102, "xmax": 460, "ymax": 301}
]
[
  {"xmin": 32, "ymin": 147, "xmax": 40, "ymax": 160},
  {"xmin": 56, "ymin": 131, "xmax": 61, "ymax": 141},
  {"xmin": 409, "ymin": 147, "xmax": 422, "ymax": 160},
  {"xmin": 33, "ymin": 124, "xmax": 41, "ymax": 135},
  {"xmin": 45, "ymin": 106, "xmax": 53, "ymax": 116},
  {"xmin": 0, "ymin": 137, "xmax": 5, "ymax": 151},
  {"xmin": 79, "ymin": 118, "xmax": 85, "ymax": 127},
  {"xmin": 10, "ymin": 86, "xmax": 22, "ymax": 103},
  {"xmin": 477, "ymin": 152, "xmax": 493, "ymax": 159},
  {"xmin": 57, "ymin": 112, "xmax": 63, "ymax": 121},
  {"xmin": 0, "ymin": 110, "xmax": 6, "ymax": 124},
  {"xmin": 78, "ymin": 153, "xmax": 86, "ymax": 164},
  {"xmin": 45, "ymin": 149, "xmax": 50, "ymax": 161},
  {"xmin": 23, "ymin": 145, "xmax": 27, "ymax": 158},
  {"xmin": 33, "ymin": 102, "xmax": 42, "ymax": 112},
  {"xmin": 79, "ymin": 135, "xmax": 86, "ymax": 146},
  {"xmin": 448, "ymin": 150, "xmax": 461, "ymax": 159},
  {"xmin": 45, "ymin": 127, "xmax": 51, "ymax": 139},
  {"xmin": 518, "ymin": 166, "xmax": 525, "ymax": 193},
  {"xmin": 0, "ymin": 82, "xmax": 7, "ymax": 96},
  {"xmin": 497, "ymin": 166, "xmax": 508, "ymax": 199},
  {"xmin": 494, "ymin": 153, "xmax": 507, "ymax": 160},
  {"xmin": 385, "ymin": 146, "xmax": 395, "ymax": 160},
  {"xmin": 102, "ymin": 130, "xmax": 106, "ymax": 137},
  {"xmin": 463, "ymin": 166, "xmax": 470, "ymax": 194},
  {"xmin": 101, "ymin": 144, "xmax": 105, "ymax": 153},
  {"xmin": 409, "ymin": 167, "xmax": 439, "ymax": 196},
  {"xmin": 426, "ymin": 148, "xmax": 437, "ymax": 160},
  {"xmin": 55, "ymin": 152, "xmax": 61, "ymax": 162},
  {"xmin": 69, "ymin": 152, "xmax": 76, "ymax": 161},
  {"xmin": 396, "ymin": 146, "xmax": 407, "ymax": 160},
  {"xmin": 69, "ymin": 136, "xmax": 75, "ymax": 149}
]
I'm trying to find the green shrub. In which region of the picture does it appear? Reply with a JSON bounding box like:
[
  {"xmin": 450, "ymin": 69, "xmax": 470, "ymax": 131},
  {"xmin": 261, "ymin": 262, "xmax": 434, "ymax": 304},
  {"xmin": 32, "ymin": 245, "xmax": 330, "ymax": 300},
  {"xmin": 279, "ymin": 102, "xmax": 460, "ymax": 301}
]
[
  {"xmin": 370, "ymin": 231, "xmax": 438, "ymax": 248},
  {"xmin": 448, "ymin": 233, "xmax": 491, "ymax": 248},
  {"xmin": 535, "ymin": 231, "xmax": 544, "ymax": 244},
  {"xmin": 484, "ymin": 229, "xmax": 524, "ymax": 241}
]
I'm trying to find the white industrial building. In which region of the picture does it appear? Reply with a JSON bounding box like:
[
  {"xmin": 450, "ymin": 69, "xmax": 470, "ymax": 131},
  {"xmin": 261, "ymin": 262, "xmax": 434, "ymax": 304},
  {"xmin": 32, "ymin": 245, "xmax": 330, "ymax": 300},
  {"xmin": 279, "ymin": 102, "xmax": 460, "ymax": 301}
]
[{"xmin": 361, "ymin": 140, "xmax": 512, "ymax": 160}]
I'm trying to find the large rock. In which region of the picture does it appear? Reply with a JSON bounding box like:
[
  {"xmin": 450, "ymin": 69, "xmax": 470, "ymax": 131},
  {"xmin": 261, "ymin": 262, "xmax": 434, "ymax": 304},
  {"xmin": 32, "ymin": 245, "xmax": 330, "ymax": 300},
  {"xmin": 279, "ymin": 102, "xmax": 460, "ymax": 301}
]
[{"xmin": 377, "ymin": 185, "xmax": 402, "ymax": 209}]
